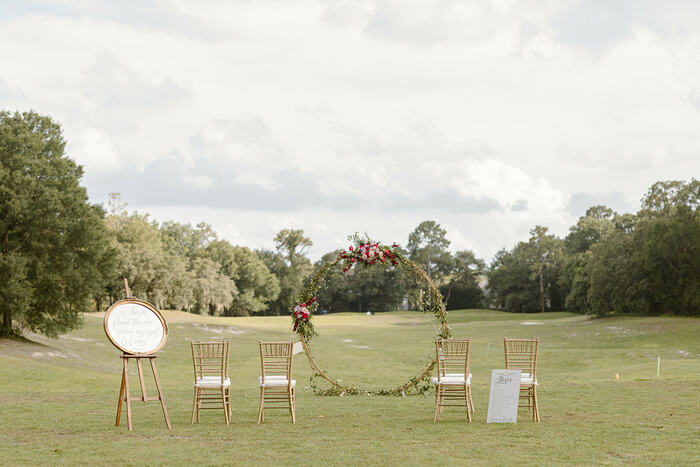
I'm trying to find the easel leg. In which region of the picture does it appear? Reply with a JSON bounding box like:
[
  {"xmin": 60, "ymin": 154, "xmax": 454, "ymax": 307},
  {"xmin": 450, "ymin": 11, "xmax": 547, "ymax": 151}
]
[
  {"xmin": 136, "ymin": 358, "xmax": 147, "ymax": 401},
  {"xmin": 115, "ymin": 367, "xmax": 125, "ymax": 426},
  {"xmin": 123, "ymin": 358, "xmax": 133, "ymax": 431},
  {"xmin": 150, "ymin": 358, "xmax": 171, "ymax": 429}
]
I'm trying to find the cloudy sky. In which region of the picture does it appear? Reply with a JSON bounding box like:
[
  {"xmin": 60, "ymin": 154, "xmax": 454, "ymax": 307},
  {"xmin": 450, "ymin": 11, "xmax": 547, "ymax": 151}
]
[{"xmin": 2, "ymin": 0, "xmax": 699, "ymax": 262}]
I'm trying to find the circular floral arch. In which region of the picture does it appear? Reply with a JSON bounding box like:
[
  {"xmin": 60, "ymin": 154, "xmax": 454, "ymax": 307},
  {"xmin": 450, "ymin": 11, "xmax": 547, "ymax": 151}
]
[{"xmin": 291, "ymin": 235, "xmax": 451, "ymax": 396}]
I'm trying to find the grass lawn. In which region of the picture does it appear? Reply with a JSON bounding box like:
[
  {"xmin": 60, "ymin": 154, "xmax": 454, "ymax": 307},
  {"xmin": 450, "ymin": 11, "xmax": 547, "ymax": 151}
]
[{"xmin": 1, "ymin": 309, "xmax": 699, "ymax": 465}]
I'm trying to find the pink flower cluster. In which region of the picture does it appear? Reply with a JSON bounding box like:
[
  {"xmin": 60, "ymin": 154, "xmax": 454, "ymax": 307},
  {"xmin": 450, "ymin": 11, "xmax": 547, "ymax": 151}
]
[
  {"xmin": 339, "ymin": 241, "xmax": 400, "ymax": 272},
  {"xmin": 293, "ymin": 296, "xmax": 317, "ymax": 331}
]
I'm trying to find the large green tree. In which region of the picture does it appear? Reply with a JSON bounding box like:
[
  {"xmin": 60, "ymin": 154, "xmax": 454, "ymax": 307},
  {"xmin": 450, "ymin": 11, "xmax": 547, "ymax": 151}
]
[
  {"xmin": 104, "ymin": 205, "xmax": 185, "ymax": 310},
  {"xmin": 558, "ymin": 206, "xmax": 615, "ymax": 314},
  {"xmin": 487, "ymin": 226, "xmax": 564, "ymax": 313},
  {"xmin": 441, "ymin": 250, "xmax": 485, "ymax": 310},
  {"xmin": 528, "ymin": 226, "xmax": 564, "ymax": 313},
  {"xmin": 636, "ymin": 180, "xmax": 699, "ymax": 316},
  {"xmin": 0, "ymin": 111, "xmax": 114, "ymax": 337},
  {"xmin": 407, "ymin": 220, "xmax": 452, "ymax": 309},
  {"xmin": 205, "ymin": 240, "xmax": 280, "ymax": 316},
  {"xmin": 258, "ymin": 229, "xmax": 313, "ymax": 315},
  {"xmin": 407, "ymin": 220, "xmax": 451, "ymax": 281},
  {"xmin": 587, "ymin": 214, "xmax": 647, "ymax": 316}
]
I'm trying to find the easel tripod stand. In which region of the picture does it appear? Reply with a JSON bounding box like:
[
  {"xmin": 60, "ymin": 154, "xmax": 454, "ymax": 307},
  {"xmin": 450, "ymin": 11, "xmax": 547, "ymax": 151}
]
[{"xmin": 106, "ymin": 278, "xmax": 171, "ymax": 431}]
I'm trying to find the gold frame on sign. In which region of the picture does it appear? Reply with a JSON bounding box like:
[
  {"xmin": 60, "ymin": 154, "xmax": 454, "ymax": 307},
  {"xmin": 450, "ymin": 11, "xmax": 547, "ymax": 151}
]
[{"xmin": 104, "ymin": 298, "xmax": 168, "ymax": 355}]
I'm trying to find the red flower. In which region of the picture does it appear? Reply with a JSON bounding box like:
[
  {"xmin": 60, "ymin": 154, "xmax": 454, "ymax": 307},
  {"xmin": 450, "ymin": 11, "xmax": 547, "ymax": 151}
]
[
  {"xmin": 349, "ymin": 246, "xmax": 354, "ymax": 251},
  {"xmin": 302, "ymin": 311, "xmax": 309, "ymax": 319},
  {"xmin": 351, "ymin": 257, "xmax": 355, "ymax": 263}
]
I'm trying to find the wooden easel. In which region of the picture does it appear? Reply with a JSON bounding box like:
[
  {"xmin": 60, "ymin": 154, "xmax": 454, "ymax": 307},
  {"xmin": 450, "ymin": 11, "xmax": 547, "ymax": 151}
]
[{"xmin": 114, "ymin": 279, "xmax": 171, "ymax": 430}]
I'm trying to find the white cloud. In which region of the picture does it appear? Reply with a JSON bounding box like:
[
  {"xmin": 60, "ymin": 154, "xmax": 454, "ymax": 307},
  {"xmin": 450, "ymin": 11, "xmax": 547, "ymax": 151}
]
[
  {"xmin": 182, "ymin": 174, "xmax": 213, "ymax": 189},
  {"xmin": 2, "ymin": 0, "xmax": 700, "ymax": 262},
  {"xmin": 69, "ymin": 127, "xmax": 121, "ymax": 173}
]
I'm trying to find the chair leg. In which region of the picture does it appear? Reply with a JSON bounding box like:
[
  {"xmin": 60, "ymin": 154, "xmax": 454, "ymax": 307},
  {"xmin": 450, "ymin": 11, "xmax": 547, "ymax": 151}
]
[
  {"xmin": 533, "ymin": 386, "xmax": 540, "ymax": 422},
  {"xmin": 191, "ymin": 388, "xmax": 198, "ymax": 424},
  {"xmin": 221, "ymin": 388, "xmax": 229, "ymax": 425},
  {"xmin": 225, "ymin": 388, "xmax": 231, "ymax": 422},
  {"xmin": 289, "ymin": 387, "xmax": 296, "ymax": 424},
  {"xmin": 467, "ymin": 386, "xmax": 474, "ymax": 420},
  {"xmin": 257, "ymin": 387, "xmax": 265, "ymax": 424},
  {"xmin": 464, "ymin": 385, "xmax": 471, "ymax": 422}
]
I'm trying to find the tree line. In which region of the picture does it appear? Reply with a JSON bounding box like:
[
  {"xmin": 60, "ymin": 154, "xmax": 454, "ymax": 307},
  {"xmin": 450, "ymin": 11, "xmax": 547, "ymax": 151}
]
[
  {"xmin": 1, "ymin": 111, "xmax": 697, "ymax": 338},
  {"xmin": 487, "ymin": 181, "xmax": 699, "ymax": 317}
]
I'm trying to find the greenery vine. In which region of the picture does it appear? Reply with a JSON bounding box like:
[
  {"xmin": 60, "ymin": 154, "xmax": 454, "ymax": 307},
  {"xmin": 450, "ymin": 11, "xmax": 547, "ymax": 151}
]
[{"xmin": 291, "ymin": 234, "xmax": 451, "ymax": 396}]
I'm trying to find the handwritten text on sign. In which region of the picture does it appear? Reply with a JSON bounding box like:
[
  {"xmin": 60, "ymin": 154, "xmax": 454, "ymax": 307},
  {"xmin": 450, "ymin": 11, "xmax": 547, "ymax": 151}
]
[
  {"xmin": 106, "ymin": 302, "xmax": 165, "ymax": 354},
  {"xmin": 486, "ymin": 369, "xmax": 521, "ymax": 423}
]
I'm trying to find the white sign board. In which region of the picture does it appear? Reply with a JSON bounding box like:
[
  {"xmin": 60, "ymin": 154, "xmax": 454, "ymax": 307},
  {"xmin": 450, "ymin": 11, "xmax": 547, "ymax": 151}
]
[
  {"xmin": 104, "ymin": 299, "xmax": 168, "ymax": 355},
  {"xmin": 292, "ymin": 341, "xmax": 304, "ymax": 355},
  {"xmin": 486, "ymin": 369, "xmax": 521, "ymax": 423}
]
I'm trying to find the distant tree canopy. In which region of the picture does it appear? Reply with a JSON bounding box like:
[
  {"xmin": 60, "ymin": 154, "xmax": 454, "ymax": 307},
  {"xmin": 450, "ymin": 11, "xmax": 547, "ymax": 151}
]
[
  {"xmin": 487, "ymin": 226, "xmax": 565, "ymax": 314},
  {"xmin": 315, "ymin": 250, "xmax": 412, "ymax": 314},
  {"xmin": 0, "ymin": 111, "xmax": 114, "ymax": 337},
  {"xmin": 440, "ymin": 250, "xmax": 486, "ymax": 310},
  {"xmin": 487, "ymin": 180, "xmax": 699, "ymax": 316},
  {"xmin": 103, "ymin": 197, "xmax": 279, "ymax": 317},
  {"xmin": 256, "ymin": 229, "xmax": 313, "ymax": 316},
  {"xmin": 3, "ymin": 111, "xmax": 697, "ymax": 339},
  {"xmin": 586, "ymin": 180, "xmax": 699, "ymax": 316}
]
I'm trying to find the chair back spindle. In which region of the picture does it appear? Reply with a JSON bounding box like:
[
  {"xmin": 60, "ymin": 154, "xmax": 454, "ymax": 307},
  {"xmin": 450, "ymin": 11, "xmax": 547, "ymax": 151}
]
[
  {"xmin": 192, "ymin": 340, "xmax": 230, "ymax": 384},
  {"xmin": 257, "ymin": 341, "xmax": 296, "ymax": 424},
  {"xmin": 503, "ymin": 337, "xmax": 539, "ymax": 380},
  {"xmin": 503, "ymin": 337, "xmax": 541, "ymax": 422},
  {"xmin": 435, "ymin": 338, "xmax": 471, "ymax": 381},
  {"xmin": 433, "ymin": 338, "xmax": 473, "ymax": 422},
  {"xmin": 259, "ymin": 341, "xmax": 293, "ymax": 384},
  {"xmin": 190, "ymin": 340, "xmax": 231, "ymax": 424}
]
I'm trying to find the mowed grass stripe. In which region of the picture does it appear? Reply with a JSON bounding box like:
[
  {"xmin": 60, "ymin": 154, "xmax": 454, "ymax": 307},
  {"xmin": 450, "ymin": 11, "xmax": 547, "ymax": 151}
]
[{"xmin": 0, "ymin": 309, "xmax": 698, "ymax": 465}]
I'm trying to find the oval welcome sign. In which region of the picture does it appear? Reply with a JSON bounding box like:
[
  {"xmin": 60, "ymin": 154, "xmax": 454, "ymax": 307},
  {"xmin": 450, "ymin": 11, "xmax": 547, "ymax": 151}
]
[{"xmin": 104, "ymin": 298, "xmax": 168, "ymax": 355}]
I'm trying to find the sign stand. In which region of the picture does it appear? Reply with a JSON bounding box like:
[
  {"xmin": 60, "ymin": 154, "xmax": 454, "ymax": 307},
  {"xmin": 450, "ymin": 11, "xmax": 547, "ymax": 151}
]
[
  {"xmin": 106, "ymin": 279, "xmax": 171, "ymax": 431},
  {"xmin": 115, "ymin": 353, "xmax": 171, "ymax": 430}
]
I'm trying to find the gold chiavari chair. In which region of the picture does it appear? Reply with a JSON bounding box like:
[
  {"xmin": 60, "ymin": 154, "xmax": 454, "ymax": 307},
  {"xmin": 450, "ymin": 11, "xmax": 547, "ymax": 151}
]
[
  {"xmin": 191, "ymin": 340, "xmax": 231, "ymax": 424},
  {"xmin": 257, "ymin": 341, "xmax": 295, "ymax": 424},
  {"xmin": 504, "ymin": 337, "xmax": 540, "ymax": 422},
  {"xmin": 432, "ymin": 338, "xmax": 473, "ymax": 422}
]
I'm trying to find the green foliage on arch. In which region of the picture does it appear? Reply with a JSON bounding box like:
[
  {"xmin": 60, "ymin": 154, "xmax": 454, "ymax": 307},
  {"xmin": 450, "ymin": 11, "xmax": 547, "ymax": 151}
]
[{"xmin": 290, "ymin": 234, "xmax": 451, "ymax": 396}]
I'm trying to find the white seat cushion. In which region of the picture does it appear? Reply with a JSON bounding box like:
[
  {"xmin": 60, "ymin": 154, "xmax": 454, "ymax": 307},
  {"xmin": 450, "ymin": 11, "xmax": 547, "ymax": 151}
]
[
  {"xmin": 258, "ymin": 376, "xmax": 296, "ymax": 388},
  {"xmin": 520, "ymin": 373, "xmax": 538, "ymax": 385},
  {"xmin": 195, "ymin": 376, "xmax": 231, "ymax": 388},
  {"xmin": 432, "ymin": 373, "xmax": 472, "ymax": 385}
]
